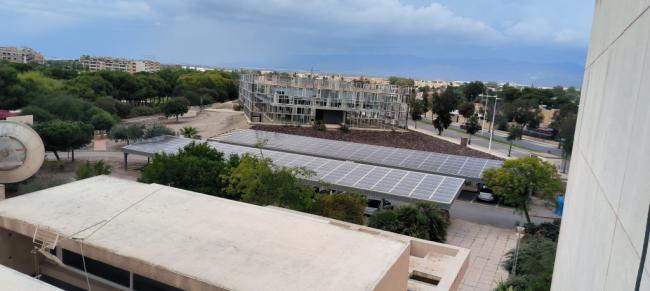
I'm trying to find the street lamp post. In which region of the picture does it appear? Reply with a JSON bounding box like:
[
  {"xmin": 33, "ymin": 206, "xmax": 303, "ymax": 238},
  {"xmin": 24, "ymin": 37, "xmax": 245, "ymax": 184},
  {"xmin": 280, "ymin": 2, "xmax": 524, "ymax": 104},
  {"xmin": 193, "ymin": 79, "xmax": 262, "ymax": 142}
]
[
  {"xmin": 512, "ymin": 226, "xmax": 526, "ymax": 276},
  {"xmin": 487, "ymin": 96, "xmax": 501, "ymax": 153}
]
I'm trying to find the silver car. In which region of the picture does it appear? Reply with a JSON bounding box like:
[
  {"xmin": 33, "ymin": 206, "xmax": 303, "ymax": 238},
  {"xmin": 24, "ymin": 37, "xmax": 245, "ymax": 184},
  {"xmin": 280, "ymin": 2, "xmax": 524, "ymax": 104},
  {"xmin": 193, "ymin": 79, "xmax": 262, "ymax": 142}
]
[{"xmin": 477, "ymin": 187, "xmax": 496, "ymax": 202}]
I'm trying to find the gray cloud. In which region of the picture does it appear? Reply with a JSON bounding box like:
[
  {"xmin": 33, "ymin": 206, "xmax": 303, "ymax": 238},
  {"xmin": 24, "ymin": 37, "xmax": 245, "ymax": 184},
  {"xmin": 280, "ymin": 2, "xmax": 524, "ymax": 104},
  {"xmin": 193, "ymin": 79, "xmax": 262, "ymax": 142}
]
[{"xmin": 0, "ymin": 0, "xmax": 594, "ymax": 85}]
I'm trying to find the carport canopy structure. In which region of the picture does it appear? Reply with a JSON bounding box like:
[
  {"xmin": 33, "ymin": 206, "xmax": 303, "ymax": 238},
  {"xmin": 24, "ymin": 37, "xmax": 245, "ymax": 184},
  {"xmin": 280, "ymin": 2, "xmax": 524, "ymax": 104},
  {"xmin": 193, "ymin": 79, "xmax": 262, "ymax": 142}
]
[
  {"xmin": 123, "ymin": 136, "xmax": 465, "ymax": 208},
  {"xmin": 213, "ymin": 129, "xmax": 503, "ymax": 181}
]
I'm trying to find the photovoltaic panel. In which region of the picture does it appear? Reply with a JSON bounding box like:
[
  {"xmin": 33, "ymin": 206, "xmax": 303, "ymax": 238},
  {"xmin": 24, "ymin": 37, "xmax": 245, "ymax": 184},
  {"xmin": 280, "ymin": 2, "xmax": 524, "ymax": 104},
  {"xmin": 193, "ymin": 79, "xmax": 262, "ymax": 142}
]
[
  {"xmin": 123, "ymin": 136, "xmax": 464, "ymax": 205},
  {"xmin": 214, "ymin": 129, "xmax": 503, "ymax": 180}
]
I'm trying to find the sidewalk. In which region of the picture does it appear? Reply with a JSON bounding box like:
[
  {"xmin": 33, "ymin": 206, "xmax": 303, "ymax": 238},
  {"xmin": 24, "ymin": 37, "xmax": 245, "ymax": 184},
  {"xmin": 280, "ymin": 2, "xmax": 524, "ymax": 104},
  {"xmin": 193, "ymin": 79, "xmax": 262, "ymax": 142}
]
[{"xmin": 409, "ymin": 126, "xmax": 512, "ymax": 160}]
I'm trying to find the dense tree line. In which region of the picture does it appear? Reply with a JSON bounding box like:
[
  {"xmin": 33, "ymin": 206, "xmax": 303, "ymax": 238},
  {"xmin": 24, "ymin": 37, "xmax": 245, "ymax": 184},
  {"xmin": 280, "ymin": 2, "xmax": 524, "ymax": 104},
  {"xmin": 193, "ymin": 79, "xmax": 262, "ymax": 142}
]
[
  {"xmin": 412, "ymin": 80, "xmax": 580, "ymax": 151},
  {"xmin": 0, "ymin": 61, "xmax": 239, "ymax": 158}
]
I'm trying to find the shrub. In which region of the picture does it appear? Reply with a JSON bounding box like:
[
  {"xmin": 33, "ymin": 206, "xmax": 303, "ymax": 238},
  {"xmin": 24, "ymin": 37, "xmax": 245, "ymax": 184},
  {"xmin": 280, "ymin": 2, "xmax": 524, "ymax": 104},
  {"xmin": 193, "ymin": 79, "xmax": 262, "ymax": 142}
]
[
  {"xmin": 144, "ymin": 124, "xmax": 174, "ymax": 138},
  {"xmin": 524, "ymin": 220, "xmax": 561, "ymax": 242},
  {"xmin": 498, "ymin": 234, "xmax": 557, "ymax": 291},
  {"xmin": 130, "ymin": 106, "xmax": 158, "ymax": 117},
  {"xmin": 109, "ymin": 123, "xmax": 144, "ymax": 144},
  {"xmin": 76, "ymin": 160, "xmax": 112, "ymax": 180},
  {"xmin": 311, "ymin": 193, "xmax": 366, "ymax": 224},
  {"xmin": 233, "ymin": 103, "xmax": 243, "ymax": 111},
  {"xmin": 90, "ymin": 111, "xmax": 117, "ymax": 131},
  {"xmin": 368, "ymin": 202, "xmax": 449, "ymax": 242},
  {"xmin": 226, "ymin": 155, "xmax": 314, "ymax": 211},
  {"xmin": 140, "ymin": 142, "xmax": 234, "ymax": 197},
  {"xmin": 115, "ymin": 102, "xmax": 132, "ymax": 118},
  {"xmin": 312, "ymin": 120, "xmax": 326, "ymax": 131},
  {"xmin": 20, "ymin": 106, "xmax": 56, "ymax": 122},
  {"xmin": 340, "ymin": 123, "xmax": 350, "ymax": 133},
  {"xmin": 94, "ymin": 96, "xmax": 118, "ymax": 115}
]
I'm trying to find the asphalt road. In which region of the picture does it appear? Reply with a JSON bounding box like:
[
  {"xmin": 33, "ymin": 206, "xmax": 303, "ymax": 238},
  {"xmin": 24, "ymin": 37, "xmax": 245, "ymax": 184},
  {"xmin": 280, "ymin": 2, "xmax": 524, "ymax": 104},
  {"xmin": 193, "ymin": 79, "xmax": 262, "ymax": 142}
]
[
  {"xmin": 451, "ymin": 191, "xmax": 555, "ymax": 228},
  {"xmin": 413, "ymin": 120, "xmax": 563, "ymax": 158}
]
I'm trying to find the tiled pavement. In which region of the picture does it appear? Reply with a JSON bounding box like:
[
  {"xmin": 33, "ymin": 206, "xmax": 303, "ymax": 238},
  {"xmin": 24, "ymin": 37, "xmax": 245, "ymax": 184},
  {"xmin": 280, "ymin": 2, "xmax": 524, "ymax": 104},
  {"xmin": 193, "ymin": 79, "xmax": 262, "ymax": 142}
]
[{"xmin": 447, "ymin": 219, "xmax": 518, "ymax": 291}]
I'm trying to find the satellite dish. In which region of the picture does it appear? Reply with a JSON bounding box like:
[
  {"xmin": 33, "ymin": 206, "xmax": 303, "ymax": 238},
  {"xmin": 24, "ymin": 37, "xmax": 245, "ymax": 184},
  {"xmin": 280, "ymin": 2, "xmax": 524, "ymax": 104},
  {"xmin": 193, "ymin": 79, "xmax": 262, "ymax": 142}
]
[{"xmin": 0, "ymin": 121, "xmax": 45, "ymax": 183}]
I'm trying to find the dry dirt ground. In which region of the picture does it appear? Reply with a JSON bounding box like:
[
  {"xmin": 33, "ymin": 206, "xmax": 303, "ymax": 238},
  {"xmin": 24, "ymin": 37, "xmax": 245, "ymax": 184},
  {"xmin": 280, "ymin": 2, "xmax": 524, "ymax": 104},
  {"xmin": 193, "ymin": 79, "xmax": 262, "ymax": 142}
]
[
  {"xmin": 122, "ymin": 102, "xmax": 249, "ymax": 139},
  {"xmin": 251, "ymin": 124, "xmax": 501, "ymax": 160}
]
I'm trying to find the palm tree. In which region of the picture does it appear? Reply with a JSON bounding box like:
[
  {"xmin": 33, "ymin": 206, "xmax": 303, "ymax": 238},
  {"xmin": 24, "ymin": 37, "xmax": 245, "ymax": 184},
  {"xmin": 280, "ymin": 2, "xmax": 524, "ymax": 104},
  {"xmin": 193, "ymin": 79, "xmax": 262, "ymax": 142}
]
[{"xmin": 179, "ymin": 126, "xmax": 200, "ymax": 139}]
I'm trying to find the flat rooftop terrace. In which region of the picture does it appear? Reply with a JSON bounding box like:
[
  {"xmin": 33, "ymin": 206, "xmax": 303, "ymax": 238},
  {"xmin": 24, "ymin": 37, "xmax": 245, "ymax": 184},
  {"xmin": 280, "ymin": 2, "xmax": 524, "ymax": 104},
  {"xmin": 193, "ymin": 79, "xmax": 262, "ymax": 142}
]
[
  {"xmin": 0, "ymin": 176, "xmax": 468, "ymax": 291},
  {"xmin": 0, "ymin": 264, "xmax": 61, "ymax": 290}
]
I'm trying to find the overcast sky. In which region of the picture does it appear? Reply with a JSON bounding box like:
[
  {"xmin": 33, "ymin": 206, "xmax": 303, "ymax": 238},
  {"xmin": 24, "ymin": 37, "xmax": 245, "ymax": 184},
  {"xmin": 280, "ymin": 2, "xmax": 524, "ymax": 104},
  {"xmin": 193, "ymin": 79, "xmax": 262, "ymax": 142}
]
[{"xmin": 0, "ymin": 0, "xmax": 594, "ymax": 86}]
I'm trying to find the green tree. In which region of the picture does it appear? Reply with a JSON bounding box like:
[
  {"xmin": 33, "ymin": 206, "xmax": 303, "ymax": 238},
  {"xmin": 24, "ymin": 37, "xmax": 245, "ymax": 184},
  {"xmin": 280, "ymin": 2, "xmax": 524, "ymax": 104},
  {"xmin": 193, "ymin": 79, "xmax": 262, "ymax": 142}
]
[
  {"xmin": 33, "ymin": 120, "xmax": 93, "ymax": 161},
  {"xmin": 226, "ymin": 155, "xmax": 314, "ymax": 211},
  {"xmin": 162, "ymin": 97, "xmax": 190, "ymax": 121},
  {"xmin": 179, "ymin": 126, "xmax": 201, "ymax": 139},
  {"xmin": 556, "ymin": 113, "xmax": 576, "ymax": 173},
  {"xmin": 0, "ymin": 64, "xmax": 29, "ymax": 109},
  {"xmin": 140, "ymin": 142, "xmax": 234, "ymax": 197},
  {"xmin": 464, "ymin": 115, "xmax": 481, "ymax": 145},
  {"xmin": 507, "ymin": 124, "xmax": 524, "ymax": 157},
  {"xmin": 508, "ymin": 98, "xmax": 542, "ymax": 129},
  {"xmin": 144, "ymin": 123, "xmax": 175, "ymax": 138},
  {"xmin": 65, "ymin": 74, "xmax": 114, "ymax": 101},
  {"xmin": 368, "ymin": 202, "xmax": 449, "ymax": 242},
  {"xmin": 482, "ymin": 157, "xmax": 562, "ymax": 223},
  {"xmin": 457, "ymin": 101, "xmax": 475, "ymax": 119},
  {"xmin": 410, "ymin": 99, "xmax": 425, "ymax": 121},
  {"xmin": 90, "ymin": 111, "xmax": 117, "ymax": 131},
  {"xmin": 431, "ymin": 88, "xmax": 459, "ymax": 135},
  {"xmin": 76, "ymin": 160, "xmax": 112, "ymax": 180},
  {"xmin": 37, "ymin": 94, "xmax": 91, "ymax": 121},
  {"xmin": 311, "ymin": 193, "xmax": 367, "ymax": 224},
  {"xmin": 463, "ymin": 81, "xmax": 485, "ymax": 101},
  {"xmin": 20, "ymin": 106, "xmax": 56, "ymax": 122},
  {"xmin": 109, "ymin": 123, "xmax": 144, "ymax": 144}
]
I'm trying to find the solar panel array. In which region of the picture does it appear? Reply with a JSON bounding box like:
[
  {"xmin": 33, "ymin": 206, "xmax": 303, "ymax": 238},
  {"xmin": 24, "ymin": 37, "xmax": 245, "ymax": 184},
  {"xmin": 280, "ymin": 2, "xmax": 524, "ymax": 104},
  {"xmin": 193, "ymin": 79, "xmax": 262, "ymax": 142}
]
[
  {"xmin": 214, "ymin": 129, "xmax": 503, "ymax": 180},
  {"xmin": 123, "ymin": 136, "xmax": 465, "ymax": 205}
]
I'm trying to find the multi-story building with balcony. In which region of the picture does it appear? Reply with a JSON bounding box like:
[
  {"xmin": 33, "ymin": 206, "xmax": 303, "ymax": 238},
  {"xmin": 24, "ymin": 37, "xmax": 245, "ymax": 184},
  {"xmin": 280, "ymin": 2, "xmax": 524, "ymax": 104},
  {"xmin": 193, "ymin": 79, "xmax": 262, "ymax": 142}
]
[
  {"xmin": 0, "ymin": 47, "xmax": 45, "ymax": 65},
  {"xmin": 79, "ymin": 55, "xmax": 160, "ymax": 73},
  {"xmin": 239, "ymin": 74, "xmax": 410, "ymax": 128}
]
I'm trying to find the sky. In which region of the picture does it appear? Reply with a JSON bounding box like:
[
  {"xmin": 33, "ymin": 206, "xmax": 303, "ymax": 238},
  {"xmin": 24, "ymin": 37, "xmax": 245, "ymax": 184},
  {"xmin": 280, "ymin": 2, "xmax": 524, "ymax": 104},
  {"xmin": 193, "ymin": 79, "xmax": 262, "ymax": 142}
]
[{"xmin": 0, "ymin": 0, "xmax": 595, "ymax": 86}]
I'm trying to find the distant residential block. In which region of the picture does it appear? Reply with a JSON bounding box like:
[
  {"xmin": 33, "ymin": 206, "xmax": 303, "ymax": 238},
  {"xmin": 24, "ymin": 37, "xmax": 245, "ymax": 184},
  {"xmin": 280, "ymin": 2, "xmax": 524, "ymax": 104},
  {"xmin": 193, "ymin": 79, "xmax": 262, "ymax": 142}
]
[
  {"xmin": 0, "ymin": 47, "xmax": 45, "ymax": 65},
  {"xmin": 79, "ymin": 55, "xmax": 160, "ymax": 73}
]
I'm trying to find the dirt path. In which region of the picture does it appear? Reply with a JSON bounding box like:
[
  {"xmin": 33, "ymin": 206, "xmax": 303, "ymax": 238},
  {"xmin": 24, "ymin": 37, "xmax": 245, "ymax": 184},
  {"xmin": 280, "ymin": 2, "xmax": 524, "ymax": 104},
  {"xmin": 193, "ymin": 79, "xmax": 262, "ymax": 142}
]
[{"xmin": 121, "ymin": 102, "xmax": 249, "ymax": 139}]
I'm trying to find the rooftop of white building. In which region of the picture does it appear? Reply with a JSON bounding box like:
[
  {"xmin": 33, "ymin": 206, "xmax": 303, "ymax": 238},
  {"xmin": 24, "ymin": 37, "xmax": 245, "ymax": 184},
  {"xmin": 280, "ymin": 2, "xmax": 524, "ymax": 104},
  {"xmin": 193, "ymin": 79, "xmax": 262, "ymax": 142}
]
[{"xmin": 0, "ymin": 176, "xmax": 468, "ymax": 291}]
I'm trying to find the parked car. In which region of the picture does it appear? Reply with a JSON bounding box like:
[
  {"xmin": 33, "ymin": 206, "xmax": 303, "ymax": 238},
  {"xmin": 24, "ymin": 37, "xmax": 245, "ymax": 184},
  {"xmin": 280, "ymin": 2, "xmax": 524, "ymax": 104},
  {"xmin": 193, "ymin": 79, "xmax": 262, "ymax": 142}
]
[
  {"xmin": 460, "ymin": 122, "xmax": 482, "ymax": 130},
  {"xmin": 477, "ymin": 186, "xmax": 496, "ymax": 203},
  {"xmin": 364, "ymin": 198, "xmax": 394, "ymax": 216},
  {"xmin": 524, "ymin": 127, "xmax": 555, "ymax": 140}
]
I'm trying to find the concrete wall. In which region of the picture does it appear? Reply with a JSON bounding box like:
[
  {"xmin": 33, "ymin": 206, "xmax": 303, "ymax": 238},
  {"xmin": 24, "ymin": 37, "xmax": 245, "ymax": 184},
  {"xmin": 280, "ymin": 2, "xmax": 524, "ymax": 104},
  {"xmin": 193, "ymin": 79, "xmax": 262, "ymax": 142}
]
[
  {"xmin": 0, "ymin": 229, "xmax": 36, "ymax": 275},
  {"xmin": 374, "ymin": 244, "xmax": 410, "ymax": 291},
  {"xmin": 552, "ymin": 1, "xmax": 650, "ymax": 290}
]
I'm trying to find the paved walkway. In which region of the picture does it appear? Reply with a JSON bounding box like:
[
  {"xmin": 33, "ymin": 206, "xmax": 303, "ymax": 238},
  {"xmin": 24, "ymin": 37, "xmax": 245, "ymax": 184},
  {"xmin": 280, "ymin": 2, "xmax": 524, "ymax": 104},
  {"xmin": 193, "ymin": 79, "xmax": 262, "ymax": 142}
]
[{"xmin": 447, "ymin": 219, "xmax": 518, "ymax": 291}]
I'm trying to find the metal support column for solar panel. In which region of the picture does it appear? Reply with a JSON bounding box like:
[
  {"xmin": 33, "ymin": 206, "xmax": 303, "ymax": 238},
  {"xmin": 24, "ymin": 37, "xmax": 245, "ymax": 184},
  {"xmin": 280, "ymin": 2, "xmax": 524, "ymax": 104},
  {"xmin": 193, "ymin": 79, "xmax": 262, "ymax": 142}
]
[{"xmin": 124, "ymin": 152, "xmax": 128, "ymax": 170}]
